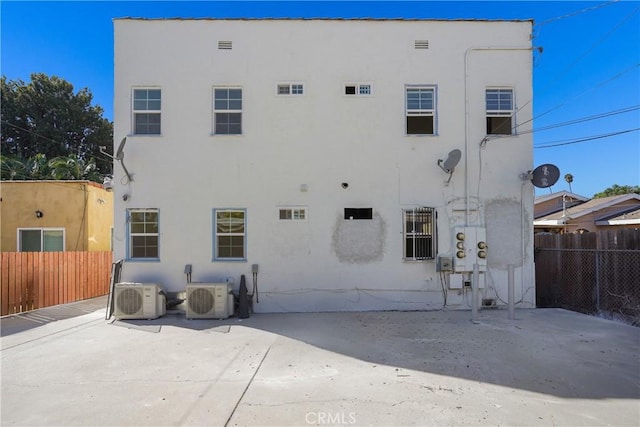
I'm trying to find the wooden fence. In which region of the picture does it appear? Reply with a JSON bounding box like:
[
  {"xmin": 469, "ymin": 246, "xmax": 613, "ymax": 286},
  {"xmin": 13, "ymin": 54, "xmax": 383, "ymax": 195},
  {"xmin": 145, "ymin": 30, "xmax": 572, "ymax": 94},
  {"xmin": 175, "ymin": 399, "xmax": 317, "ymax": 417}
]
[
  {"xmin": 1, "ymin": 251, "xmax": 113, "ymax": 316},
  {"xmin": 535, "ymin": 229, "xmax": 640, "ymax": 325}
]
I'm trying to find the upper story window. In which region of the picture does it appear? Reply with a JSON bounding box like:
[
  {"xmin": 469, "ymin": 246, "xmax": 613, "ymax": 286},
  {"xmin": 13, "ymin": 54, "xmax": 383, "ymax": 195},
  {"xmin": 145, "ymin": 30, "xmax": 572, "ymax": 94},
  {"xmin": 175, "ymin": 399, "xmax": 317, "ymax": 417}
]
[
  {"xmin": 486, "ymin": 88, "xmax": 514, "ymax": 135},
  {"xmin": 213, "ymin": 88, "xmax": 242, "ymax": 135},
  {"xmin": 406, "ymin": 87, "xmax": 435, "ymax": 135},
  {"xmin": 18, "ymin": 228, "xmax": 64, "ymax": 252},
  {"xmin": 133, "ymin": 89, "xmax": 161, "ymax": 135},
  {"xmin": 277, "ymin": 83, "xmax": 304, "ymax": 95},
  {"xmin": 127, "ymin": 209, "xmax": 159, "ymax": 260},
  {"xmin": 345, "ymin": 84, "xmax": 372, "ymax": 96}
]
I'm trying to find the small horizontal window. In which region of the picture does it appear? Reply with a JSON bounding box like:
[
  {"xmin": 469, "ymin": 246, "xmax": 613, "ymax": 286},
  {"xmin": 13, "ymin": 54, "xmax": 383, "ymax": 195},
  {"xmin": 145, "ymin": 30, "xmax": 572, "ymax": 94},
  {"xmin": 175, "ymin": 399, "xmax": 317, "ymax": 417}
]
[
  {"xmin": 279, "ymin": 207, "xmax": 307, "ymax": 220},
  {"xmin": 345, "ymin": 84, "xmax": 372, "ymax": 96},
  {"xmin": 277, "ymin": 83, "xmax": 304, "ymax": 95},
  {"xmin": 344, "ymin": 208, "xmax": 373, "ymax": 220}
]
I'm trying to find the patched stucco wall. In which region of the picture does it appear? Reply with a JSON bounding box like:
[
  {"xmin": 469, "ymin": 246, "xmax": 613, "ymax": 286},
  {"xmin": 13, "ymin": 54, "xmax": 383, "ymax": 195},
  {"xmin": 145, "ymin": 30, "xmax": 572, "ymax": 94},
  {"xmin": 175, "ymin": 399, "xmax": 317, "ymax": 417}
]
[{"xmin": 113, "ymin": 18, "xmax": 534, "ymax": 312}]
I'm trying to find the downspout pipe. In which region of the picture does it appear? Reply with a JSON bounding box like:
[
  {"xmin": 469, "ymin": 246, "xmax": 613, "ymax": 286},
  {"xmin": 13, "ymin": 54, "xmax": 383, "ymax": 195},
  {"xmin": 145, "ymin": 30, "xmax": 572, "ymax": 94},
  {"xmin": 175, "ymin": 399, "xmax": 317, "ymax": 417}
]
[{"xmin": 463, "ymin": 45, "xmax": 533, "ymax": 223}]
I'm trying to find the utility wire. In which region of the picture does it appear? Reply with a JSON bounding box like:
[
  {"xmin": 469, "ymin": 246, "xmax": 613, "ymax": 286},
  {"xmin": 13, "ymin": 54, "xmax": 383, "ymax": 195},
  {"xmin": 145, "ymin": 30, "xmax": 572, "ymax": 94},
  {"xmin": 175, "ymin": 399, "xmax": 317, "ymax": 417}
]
[
  {"xmin": 505, "ymin": 2, "xmax": 638, "ymax": 137},
  {"xmin": 518, "ymin": 105, "xmax": 640, "ymax": 135},
  {"xmin": 537, "ymin": 0, "xmax": 622, "ymax": 26},
  {"xmin": 534, "ymin": 128, "xmax": 640, "ymax": 148},
  {"xmin": 513, "ymin": 63, "xmax": 640, "ymax": 133}
]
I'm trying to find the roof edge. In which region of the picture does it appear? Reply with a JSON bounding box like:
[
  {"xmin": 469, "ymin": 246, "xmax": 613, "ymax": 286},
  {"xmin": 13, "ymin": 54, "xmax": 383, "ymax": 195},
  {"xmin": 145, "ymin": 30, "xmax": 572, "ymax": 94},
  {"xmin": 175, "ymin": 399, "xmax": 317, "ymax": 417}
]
[{"xmin": 113, "ymin": 17, "xmax": 534, "ymax": 23}]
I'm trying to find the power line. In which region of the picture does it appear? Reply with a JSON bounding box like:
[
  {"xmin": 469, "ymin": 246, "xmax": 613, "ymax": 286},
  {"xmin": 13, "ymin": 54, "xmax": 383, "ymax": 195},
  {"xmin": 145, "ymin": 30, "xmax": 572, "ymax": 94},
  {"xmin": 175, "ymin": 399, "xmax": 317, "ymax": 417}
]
[
  {"xmin": 513, "ymin": 63, "xmax": 640, "ymax": 133},
  {"xmin": 519, "ymin": 105, "xmax": 640, "ymax": 135},
  {"xmin": 507, "ymin": 2, "xmax": 638, "ymax": 138},
  {"xmin": 534, "ymin": 128, "xmax": 640, "ymax": 149},
  {"xmin": 537, "ymin": 0, "xmax": 622, "ymax": 26}
]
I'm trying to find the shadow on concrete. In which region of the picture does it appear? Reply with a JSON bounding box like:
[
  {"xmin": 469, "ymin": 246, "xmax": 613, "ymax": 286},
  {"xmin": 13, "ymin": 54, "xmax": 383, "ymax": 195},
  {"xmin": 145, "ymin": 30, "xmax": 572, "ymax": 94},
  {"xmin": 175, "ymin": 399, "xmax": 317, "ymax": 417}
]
[
  {"xmin": 113, "ymin": 307, "xmax": 640, "ymax": 401},
  {"xmin": 3, "ymin": 297, "xmax": 639, "ymax": 401},
  {"xmin": 0, "ymin": 296, "xmax": 108, "ymax": 337}
]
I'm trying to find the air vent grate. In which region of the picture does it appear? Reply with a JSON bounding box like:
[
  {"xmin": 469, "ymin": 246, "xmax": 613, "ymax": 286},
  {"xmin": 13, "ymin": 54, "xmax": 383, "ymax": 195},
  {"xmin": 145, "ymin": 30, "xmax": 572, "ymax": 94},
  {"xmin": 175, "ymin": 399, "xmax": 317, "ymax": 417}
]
[
  {"xmin": 218, "ymin": 40, "xmax": 233, "ymax": 50},
  {"xmin": 188, "ymin": 288, "xmax": 215, "ymax": 314},
  {"xmin": 116, "ymin": 288, "xmax": 143, "ymax": 315},
  {"xmin": 415, "ymin": 40, "xmax": 429, "ymax": 50}
]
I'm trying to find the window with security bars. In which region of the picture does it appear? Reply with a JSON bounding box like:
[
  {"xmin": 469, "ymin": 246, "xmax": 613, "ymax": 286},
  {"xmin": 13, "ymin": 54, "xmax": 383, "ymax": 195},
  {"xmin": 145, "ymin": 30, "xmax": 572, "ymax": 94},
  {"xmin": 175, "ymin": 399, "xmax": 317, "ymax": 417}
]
[
  {"xmin": 486, "ymin": 89, "xmax": 514, "ymax": 135},
  {"xmin": 403, "ymin": 207, "xmax": 436, "ymax": 260},
  {"xmin": 214, "ymin": 88, "xmax": 242, "ymax": 135},
  {"xmin": 214, "ymin": 209, "xmax": 246, "ymax": 260},
  {"xmin": 128, "ymin": 209, "xmax": 159, "ymax": 259},
  {"xmin": 406, "ymin": 87, "xmax": 435, "ymax": 135},
  {"xmin": 133, "ymin": 89, "xmax": 161, "ymax": 135}
]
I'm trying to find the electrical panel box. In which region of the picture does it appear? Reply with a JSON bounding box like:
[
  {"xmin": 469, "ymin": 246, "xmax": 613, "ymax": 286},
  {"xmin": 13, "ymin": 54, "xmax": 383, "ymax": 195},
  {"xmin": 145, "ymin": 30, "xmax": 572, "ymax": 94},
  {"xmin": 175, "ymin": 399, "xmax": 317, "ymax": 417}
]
[
  {"xmin": 436, "ymin": 255, "xmax": 453, "ymax": 272},
  {"xmin": 452, "ymin": 226, "xmax": 487, "ymax": 273},
  {"xmin": 448, "ymin": 273, "xmax": 464, "ymax": 289}
]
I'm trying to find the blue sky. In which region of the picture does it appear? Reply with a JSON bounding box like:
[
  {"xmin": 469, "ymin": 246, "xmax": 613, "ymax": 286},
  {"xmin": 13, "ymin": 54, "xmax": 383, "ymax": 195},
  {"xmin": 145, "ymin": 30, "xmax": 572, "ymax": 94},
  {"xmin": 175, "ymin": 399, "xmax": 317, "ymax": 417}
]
[{"xmin": 2, "ymin": 1, "xmax": 639, "ymax": 197}]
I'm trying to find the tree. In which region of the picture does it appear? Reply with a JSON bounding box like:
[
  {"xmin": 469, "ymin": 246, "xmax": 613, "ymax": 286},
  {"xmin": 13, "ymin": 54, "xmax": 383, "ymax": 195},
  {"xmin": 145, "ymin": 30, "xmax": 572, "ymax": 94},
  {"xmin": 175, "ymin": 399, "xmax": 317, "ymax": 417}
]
[
  {"xmin": 1, "ymin": 73, "xmax": 113, "ymax": 180},
  {"xmin": 564, "ymin": 173, "xmax": 574, "ymax": 193},
  {"xmin": 593, "ymin": 184, "xmax": 640, "ymax": 198}
]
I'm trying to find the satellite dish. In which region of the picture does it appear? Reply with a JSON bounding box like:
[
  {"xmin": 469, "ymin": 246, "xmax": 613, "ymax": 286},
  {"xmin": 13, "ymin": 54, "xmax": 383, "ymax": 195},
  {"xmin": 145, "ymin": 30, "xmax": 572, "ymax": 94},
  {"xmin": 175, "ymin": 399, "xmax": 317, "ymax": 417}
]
[
  {"xmin": 530, "ymin": 163, "xmax": 560, "ymax": 188},
  {"xmin": 438, "ymin": 149, "xmax": 462, "ymax": 174}
]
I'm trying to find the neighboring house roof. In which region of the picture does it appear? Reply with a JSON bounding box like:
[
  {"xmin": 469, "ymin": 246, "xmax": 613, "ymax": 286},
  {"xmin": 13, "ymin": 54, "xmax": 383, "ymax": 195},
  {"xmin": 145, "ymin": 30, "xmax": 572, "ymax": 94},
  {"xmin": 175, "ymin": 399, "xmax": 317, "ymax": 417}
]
[
  {"xmin": 534, "ymin": 193, "xmax": 640, "ymax": 226},
  {"xmin": 595, "ymin": 207, "xmax": 640, "ymax": 226},
  {"xmin": 534, "ymin": 191, "xmax": 589, "ymax": 219},
  {"xmin": 534, "ymin": 191, "xmax": 589, "ymax": 205}
]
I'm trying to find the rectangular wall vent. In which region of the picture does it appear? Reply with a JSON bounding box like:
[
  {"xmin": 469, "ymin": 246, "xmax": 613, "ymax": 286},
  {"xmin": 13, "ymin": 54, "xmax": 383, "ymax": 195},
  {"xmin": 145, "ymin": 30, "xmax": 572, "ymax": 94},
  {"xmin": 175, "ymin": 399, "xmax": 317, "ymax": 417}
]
[
  {"xmin": 415, "ymin": 40, "xmax": 429, "ymax": 49},
  {"xmin": 218, "ymin": 40, "xmax": 233, "ymax": 50},
  {"xmin": 344, "ymin": 208, "xmax": 373, "ymax": 220}
]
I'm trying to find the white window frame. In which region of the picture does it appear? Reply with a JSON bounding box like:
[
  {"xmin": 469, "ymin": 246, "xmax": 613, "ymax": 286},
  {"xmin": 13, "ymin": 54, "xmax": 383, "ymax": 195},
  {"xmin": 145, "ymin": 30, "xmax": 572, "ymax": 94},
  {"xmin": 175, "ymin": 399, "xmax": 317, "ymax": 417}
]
[
  {"xmin": 213, "ymin": 209, "xmax": 247, "ymax": 261},
  {"xmin": 132, "ymin": 88, "xmax": 161, "ymax": 135},
  {"xmin": 402, "ymin": 207, "xmax": 436, "ymax": 261},
  {"xmin": 127, "ymin": 208, "xmax": 159, "ymax": 260},
  {"xmin": 405, "ymin": 85, "xmax": 436, "ymax": 136},
  {"xmin": 213, "ymin": 87, "xmax": 243, "ymax": 135},
  {"xmin": 276, "ymin": 83, "xmax": 304, "ymax": 96},
  {"xmin": 278, "ymin": 207, "xmax": 308, "ymax": 221},
  {"xmin": 17, "ymin": 228, "xmax": 65, "ymax": 252},
  {"xmin": 486, "ymin": 88, "xmax": 515, "ymax": 135},
  {"xmin": 344, "ymin": 83, "xmax": 373, "ymax": 96}
]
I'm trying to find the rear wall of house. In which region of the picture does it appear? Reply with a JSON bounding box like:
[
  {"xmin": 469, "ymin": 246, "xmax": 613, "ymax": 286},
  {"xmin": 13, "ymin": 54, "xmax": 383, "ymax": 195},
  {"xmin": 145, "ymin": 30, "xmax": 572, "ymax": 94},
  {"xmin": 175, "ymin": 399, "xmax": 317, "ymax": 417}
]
[{"xmin": 113, "ymin": 19, "xmax": 535, "ymax": 312}]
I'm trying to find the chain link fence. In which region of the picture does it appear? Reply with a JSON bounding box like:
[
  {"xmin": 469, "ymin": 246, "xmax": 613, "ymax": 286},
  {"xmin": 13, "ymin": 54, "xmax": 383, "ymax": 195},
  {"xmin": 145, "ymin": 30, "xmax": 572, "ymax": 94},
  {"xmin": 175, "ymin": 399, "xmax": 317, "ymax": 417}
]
[{"xmin": 535, "ymin": 248, "xmax": 640, "ymax": 326}]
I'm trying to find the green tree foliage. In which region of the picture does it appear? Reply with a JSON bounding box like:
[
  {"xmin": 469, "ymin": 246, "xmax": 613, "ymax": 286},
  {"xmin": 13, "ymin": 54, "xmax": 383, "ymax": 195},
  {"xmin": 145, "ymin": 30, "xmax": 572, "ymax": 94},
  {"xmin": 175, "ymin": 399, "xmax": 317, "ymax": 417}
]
[
  {"xmin": 1, "ymin": 73, "xmax": 113, "ymax": 181},
  {"xmin": 593, "ymin": 184, "xmax": 640, "ymax": 198}
]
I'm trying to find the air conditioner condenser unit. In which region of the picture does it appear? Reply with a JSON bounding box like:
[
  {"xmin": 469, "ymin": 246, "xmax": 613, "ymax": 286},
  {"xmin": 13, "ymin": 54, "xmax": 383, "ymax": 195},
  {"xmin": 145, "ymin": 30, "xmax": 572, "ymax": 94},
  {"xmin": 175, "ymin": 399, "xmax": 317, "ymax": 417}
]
[
  {"xmin": 186, "ymin": 283, "xmax": 233, "ymax": 319},
  {"xmin": 114, "ymin": 282, "xmax": 166, "ymax": 320}
]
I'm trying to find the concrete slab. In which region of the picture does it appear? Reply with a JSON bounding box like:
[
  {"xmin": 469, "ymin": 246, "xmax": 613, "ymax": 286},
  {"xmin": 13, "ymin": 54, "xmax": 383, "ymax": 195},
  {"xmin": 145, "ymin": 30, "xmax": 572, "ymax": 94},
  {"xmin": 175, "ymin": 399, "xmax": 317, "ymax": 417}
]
[{"xmin": 1, "ymin": 299, "xmax": 638, "ymax": 426}]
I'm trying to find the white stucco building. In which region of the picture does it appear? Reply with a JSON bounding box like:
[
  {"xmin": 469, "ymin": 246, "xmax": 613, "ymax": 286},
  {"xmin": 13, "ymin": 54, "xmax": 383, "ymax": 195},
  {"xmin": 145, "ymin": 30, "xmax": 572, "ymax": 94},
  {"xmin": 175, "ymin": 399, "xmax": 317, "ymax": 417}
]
[{"xmin": 113, "ymin": 18, "xmax": 535, "ymax": 312}]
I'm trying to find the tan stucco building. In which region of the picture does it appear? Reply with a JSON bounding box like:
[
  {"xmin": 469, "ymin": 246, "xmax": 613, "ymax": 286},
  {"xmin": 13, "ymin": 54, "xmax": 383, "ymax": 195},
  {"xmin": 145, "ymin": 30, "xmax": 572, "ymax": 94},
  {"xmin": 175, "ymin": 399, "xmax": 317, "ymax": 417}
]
[{"xmin": 0, "ymin": 181, "xmax": 113, "ymax": 251}]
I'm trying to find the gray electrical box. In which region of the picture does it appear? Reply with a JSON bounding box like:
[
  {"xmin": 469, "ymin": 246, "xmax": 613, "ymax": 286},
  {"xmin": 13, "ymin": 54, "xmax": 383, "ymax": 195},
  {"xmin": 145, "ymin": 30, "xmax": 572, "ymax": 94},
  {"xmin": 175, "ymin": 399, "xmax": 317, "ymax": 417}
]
[{"xmin": 436, "ymin": 255, "xmax": 453, "ymax": 272}]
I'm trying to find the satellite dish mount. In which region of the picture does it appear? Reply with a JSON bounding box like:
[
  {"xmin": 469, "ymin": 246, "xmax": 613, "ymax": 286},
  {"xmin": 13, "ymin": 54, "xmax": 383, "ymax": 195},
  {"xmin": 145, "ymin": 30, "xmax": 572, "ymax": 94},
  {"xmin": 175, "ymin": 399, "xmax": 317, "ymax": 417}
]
[
  {"xmin": 100, "ymin": 137, "xmax": 133, "ymax": 183},
  {"xmin": 437, "ymin": 149, "xmax": 462, "ymax": 184}
]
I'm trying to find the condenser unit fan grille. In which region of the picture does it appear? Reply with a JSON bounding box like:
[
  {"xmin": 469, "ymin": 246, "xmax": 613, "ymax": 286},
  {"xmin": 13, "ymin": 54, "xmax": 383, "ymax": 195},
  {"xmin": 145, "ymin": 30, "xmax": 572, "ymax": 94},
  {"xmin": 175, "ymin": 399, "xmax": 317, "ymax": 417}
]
[
  {"xmin": 117, "ymin": 288, "xmax": 143, "ymax": 315},
  {"xmin": 188, "ymin": 288, "xmax": 215, "ymax": 314}
]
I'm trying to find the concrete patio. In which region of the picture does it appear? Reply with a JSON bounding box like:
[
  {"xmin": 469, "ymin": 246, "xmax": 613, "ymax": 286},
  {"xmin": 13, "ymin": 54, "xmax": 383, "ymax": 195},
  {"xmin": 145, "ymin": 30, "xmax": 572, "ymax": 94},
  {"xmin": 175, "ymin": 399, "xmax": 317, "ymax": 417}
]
[{"xmin": 1, "ymin": 297, "xmax": 639, "ymax": 426}]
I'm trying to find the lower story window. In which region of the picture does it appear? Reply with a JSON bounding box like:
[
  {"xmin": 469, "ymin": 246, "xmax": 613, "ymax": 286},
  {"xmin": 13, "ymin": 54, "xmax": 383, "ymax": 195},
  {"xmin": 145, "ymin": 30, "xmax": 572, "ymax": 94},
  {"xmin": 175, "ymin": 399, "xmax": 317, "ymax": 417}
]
[
  {"xmin": 128, "ymin": 209, "xmax": 159, "ymax": 259},
  {"xmin": 403, "ymin": 207, "xmax": 436, "ymax": 260},
  {"xmin": 214, "ymin": 209, "xmax": 246, "ymax": 260},
  {"xmin": 18, "ymin": 228, "xmax": 64, "ymax": 252}
]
